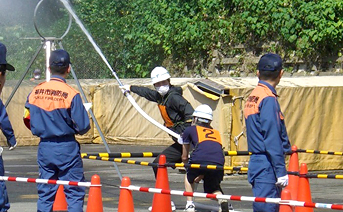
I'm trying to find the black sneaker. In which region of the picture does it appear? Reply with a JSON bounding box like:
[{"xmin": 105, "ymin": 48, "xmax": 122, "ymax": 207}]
[{"xmin": 218, "ymin": 199, "xmax": 229, "ymax": 212}]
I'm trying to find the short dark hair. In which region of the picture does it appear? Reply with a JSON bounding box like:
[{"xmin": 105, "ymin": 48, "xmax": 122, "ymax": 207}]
[
  {"xmin": 0, "ymin": 64, "xmax": 6, "ymax": 75},
  {"xmin": 50, "ymin": 65, "xmax": 69, "ymax": 75},
  {"xmin": 0, "ymin": 64, "xmax": 5, "ymax": 72},
  {"xmin": 259, "ymin": 69, "xmax": 281, "ymax": 80}
]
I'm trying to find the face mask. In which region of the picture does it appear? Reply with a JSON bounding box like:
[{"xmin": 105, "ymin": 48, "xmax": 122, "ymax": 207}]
[{"xmin": 155, "ymin": 85, "xmax": 170, "ymax": 96}]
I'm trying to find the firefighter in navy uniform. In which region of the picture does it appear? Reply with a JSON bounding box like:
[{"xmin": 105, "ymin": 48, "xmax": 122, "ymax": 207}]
[
  {"xmin": 244, "ymin": 53, "xmax": 291, "ymax": 212},
  {"xmin": 121, "ymin": 66, "xmax": 194, "ymax": 211},
  {"xmin": 0, "ymin": 42, "xmax": 18, "ymax": 212},
  {"xmin": 23, "ymin": 49, "xmax": 90, "ymax": 212}
]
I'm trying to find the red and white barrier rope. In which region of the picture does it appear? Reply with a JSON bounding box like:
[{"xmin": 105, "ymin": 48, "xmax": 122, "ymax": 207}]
[
  {"xmin": 0, "ymin": 176, "xmax": 94, "ymax": 187},
  {"xmin": 279, "ymin": 200, "xmax": 343, "ymax": 210},
  {"xmin": 122, "ymin": 185, "xmax": 343, "ymax": 210}
]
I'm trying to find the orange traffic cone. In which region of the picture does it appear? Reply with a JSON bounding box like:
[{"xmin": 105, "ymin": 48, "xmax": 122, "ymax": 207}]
[
  {"xmin": 279, "ymin": 188, "xmax": 293, "ymax": 212},
  {"xmin": 295, "ymin": 163, "xmax": 313, "ymax": 212},
  {"xmin": 86, "ymin": 174, "xmax": 103, "ymax": 212},
  {"xmin": 286, "ymin": 145, "xmax": 299, "ymax": 200},
  {"xmin": 53, "ymin": 185, "xmax": 67, "ymax": 212},
  {"xmin": 118, "ymin": 177, "xmax": 134, "ymax": 212},
  {"xmin": 151, "ymin": 155, "xmax": 172, "ymax": 212}
]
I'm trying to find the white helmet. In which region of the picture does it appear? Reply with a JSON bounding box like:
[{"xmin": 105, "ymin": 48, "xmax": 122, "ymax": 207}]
[
  {"xmin": 151, "ymin": 66, "xmax": 171, "ymax": 84},
  {"xmin": 192, "ymin": 104, "xmax": 213, "ymax": 121}
]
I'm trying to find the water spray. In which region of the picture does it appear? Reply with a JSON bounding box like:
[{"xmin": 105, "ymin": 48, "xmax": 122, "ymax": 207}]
[{"xmin": 59, "ymin": 0, "xmax": 180, "ymax": 139}]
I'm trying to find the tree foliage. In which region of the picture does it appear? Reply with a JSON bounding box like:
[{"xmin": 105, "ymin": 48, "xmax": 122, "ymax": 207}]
[
  {"xmin": 72, "ymin": 0, "xmax": 232, "ymax": 77},
  {"xmin": 229, "ymin": 0, "xmax": 343, "ymax": 66},
  {"xmin": 69, "ymin": 0, "xmax": 343, "ymax": 77},
  {"xmin": 2, "ymin": 0, "xmax": 343, "ymax": 79}
]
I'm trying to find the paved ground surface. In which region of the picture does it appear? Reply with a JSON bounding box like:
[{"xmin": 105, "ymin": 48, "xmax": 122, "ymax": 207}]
[{"xmin": 2, "ymin": 144, "xmax": 343, "ymax": 212}]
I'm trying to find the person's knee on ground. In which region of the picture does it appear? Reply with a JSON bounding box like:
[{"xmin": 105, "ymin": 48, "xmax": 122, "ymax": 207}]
[
  {"xmin": 212, "ymin": 190, "xmax": 224, "ymax": 203},
  {"xmin": 213, "ymin": 190, "xmax": 233, "ymax": 212}
]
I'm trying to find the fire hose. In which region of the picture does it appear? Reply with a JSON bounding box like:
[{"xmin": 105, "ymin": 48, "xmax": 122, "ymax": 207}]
[{"xmin": 60, "ymin": 0, "xmax": 180, "ymax": 140}]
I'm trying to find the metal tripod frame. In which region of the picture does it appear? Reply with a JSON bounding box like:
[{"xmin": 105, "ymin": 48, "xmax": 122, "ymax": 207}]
[{"xmin": 5, "ymin": 0, "xmax": 123, "ymax": 180}]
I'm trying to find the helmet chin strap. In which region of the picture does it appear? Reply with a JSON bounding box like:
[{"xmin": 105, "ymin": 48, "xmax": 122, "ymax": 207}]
[
  {"xmin": 192, "ymin": 117, "xmax": 211, "ymax": 125},
  {"xmin": 197, "ymin": 117, "xmax": 210, "ymax": 123}
]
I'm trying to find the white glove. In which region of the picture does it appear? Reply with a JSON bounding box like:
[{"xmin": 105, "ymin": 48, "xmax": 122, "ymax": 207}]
[
  {"xmin": 276, "ymin": 175, "xmax": 288, "ymax": 187},
  {"xmin": 83, "ymin": 103, "xmax": 92, "ymax": 112},
  {"xmin": 119, "ymin": 85, "xmax": 131, "ymax": 95},
  {"xmin": 119, "ymin": 85, "xmax": 131, "ymax": 91},
  {"xmin": 177, "ymin": 136, "xmax": 183, "ymax": 144}
]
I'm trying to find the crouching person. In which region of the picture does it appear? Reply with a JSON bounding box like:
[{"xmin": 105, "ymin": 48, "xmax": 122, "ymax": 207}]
[{"xmin": 181, "ymin": 104, "xmax": 233, "ymax": 212}]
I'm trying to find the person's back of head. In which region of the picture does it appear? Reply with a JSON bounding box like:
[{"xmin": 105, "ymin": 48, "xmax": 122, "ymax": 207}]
[
  {"xmin": 257, "ymin": 53, "xmax": 283, "ymax": 81},
  {"xmin": 192, "ymin": 104, "xmax": 213, "ymax": 127},
  {"xmin": 49, "ymin": 49, "xmax": 71, "ymax": 75}
]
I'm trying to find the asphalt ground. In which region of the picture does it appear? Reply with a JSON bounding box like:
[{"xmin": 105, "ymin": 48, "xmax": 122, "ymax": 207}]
[{"xmin": 2, "ymin": 144, "xmax": 343, "ymax": 212}]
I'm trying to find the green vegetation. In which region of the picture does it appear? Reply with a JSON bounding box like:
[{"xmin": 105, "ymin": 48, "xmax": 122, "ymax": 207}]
[
  {"xmin": 1, "ymin": 0, "xmax": 343, "ymax": 79},
  {"xmin": 72, "ymin": 0, "xmax": 343, "ymax": 77},
  {"xmin": 230, "ymin": 0, "xmax": 343, "ymax": 72}
]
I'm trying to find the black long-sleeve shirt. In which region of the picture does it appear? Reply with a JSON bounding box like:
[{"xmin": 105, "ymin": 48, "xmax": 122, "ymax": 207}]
[{"xmin": 130, "ymin": 85, "xmax": 194, "ymax": 134}]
